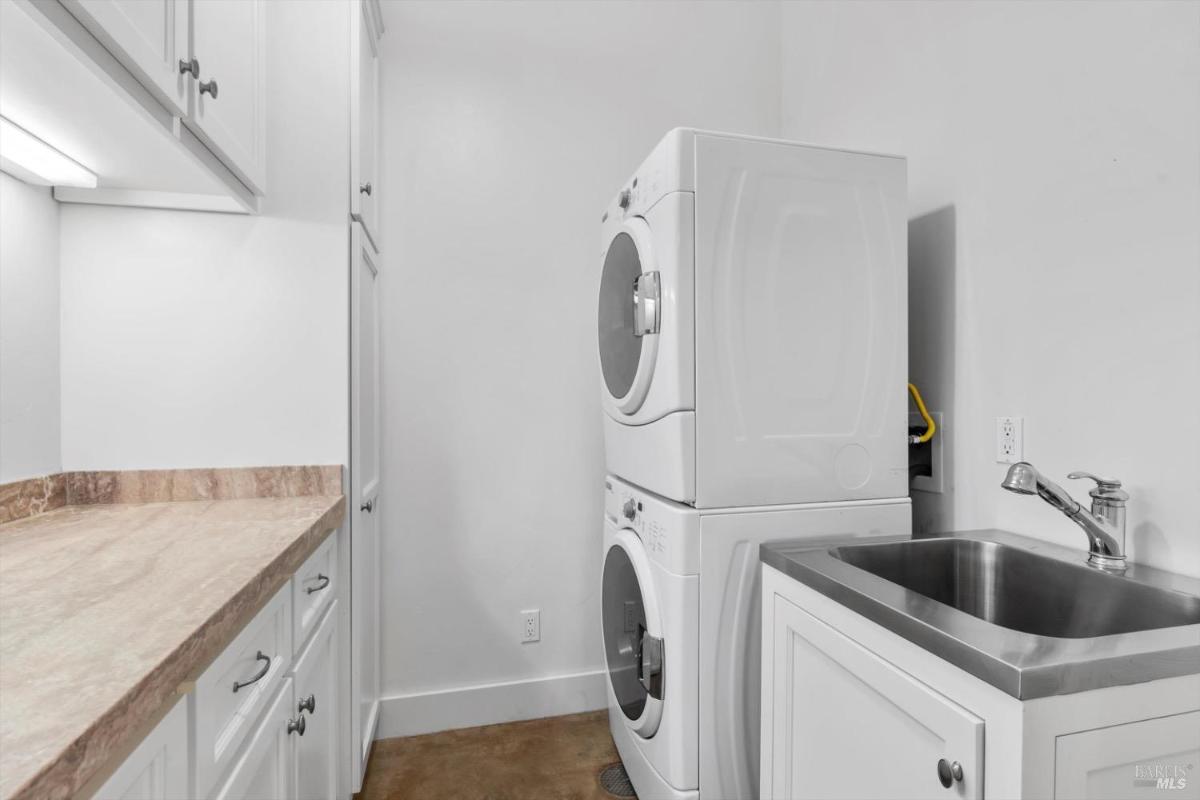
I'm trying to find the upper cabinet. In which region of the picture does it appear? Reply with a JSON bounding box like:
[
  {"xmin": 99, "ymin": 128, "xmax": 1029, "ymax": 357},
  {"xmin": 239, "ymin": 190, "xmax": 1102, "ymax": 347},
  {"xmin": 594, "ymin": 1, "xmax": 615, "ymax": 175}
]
[
  {"xmin": 0, "ymin": 0, "xmax": 266, "ymax": 213},
  {"xmin": 186, "ymin": 0, "xmax": 267, "ymax": 193},
  {"xmin": 352, "ymin": 0, "xmax": 382, "ymax": 251},
  {"xmin": 60, "ymin": 0, "xmax": 189, "ymax": 116}
]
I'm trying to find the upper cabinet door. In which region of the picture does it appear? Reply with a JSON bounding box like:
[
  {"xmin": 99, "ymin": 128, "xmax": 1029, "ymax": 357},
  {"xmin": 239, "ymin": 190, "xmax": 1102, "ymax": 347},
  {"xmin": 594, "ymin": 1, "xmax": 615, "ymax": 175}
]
[
  {"xmin": 188, "ymin": 0, "xmax": 267, "ymax": 194},
  {"xmin": 352, "ymin": 0, "xmax": 381, "ymax": 252},
  {"xmin": 62, "ymin": 0, "xmax": 189, "ymax": 116}
]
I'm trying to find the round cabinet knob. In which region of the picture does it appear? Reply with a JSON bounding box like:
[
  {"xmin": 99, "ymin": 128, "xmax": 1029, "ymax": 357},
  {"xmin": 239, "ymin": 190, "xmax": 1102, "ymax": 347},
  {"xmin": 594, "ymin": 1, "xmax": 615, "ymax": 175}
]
[
  {"xmin": 199, "ymin": 79, "xmax": 218, "ymax": 99},
  {"xmin": 618, "ymin": 189, "xmax": 631, "ymax": 210},
  {"xmin": 287, "ymin": 715, "xmax": 306, "ymax": 736},
  {"xmin": 361, "ymin": 499, "xmax": 374, "ymax": 513},
  {"xmin": 298, "ymin": 694, "xmax": 316, "ymax": 714},
  {"xmin": 360, "ymin": 182, "xmax": 373, "ymax": 196},
  {"xmin": 937, "ymin": 758, "xmax": 964, "ymax": 788},
  {"xmin": 622, "ymin": 499, "xmax": 637, "ymax": 521},
  {"xmin": 179, "ymin": 57, "xmax": 199, "ymax": 77}
]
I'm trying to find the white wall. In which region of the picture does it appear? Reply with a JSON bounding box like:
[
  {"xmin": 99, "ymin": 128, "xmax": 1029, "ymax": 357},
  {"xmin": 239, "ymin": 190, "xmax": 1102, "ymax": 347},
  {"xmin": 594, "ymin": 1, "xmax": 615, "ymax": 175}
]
[
  {"xmin": 0, "ymin": 173, "xmax": 61, "ymax": 481},
  {"xmin": 780, "ymin": 0, "xmax": 1200, "ymax": 576},
  {"xmin": 57, "ymin": 0, "xmax": 350, "ymax": 471},
  {"xmin": 376, "ymin": 0, "xmax": 781, "ymax": 732}
]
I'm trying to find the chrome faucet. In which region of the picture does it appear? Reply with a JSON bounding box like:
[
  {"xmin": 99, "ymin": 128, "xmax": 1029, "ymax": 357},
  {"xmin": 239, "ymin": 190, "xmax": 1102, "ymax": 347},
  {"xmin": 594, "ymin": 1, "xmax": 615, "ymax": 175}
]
[{"xmin": 1000, "ymin": 462, "xmax": 1129, "ymax": 571}]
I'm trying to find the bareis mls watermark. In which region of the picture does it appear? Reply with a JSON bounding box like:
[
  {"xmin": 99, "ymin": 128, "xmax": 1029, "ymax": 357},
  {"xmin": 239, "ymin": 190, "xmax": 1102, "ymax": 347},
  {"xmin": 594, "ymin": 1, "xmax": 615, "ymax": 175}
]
[{"xmin": 1133, "ymin": 762, "xmax": 1193, "ymax": 791}]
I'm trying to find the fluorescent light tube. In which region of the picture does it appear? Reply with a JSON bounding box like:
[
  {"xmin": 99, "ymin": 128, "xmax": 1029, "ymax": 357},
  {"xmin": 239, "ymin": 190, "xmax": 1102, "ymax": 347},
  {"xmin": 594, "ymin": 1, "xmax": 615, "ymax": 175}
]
[{"xmin": 0, "ymin": 116, "xmax": 97, "ymax": 188}]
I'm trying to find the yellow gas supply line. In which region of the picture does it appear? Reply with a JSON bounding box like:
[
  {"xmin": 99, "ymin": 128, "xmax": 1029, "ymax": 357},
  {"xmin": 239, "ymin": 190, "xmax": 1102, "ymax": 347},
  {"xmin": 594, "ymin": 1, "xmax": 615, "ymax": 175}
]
[{"xmin": 908, "ymin": 383, "xmax": 936, "ymax": 445}]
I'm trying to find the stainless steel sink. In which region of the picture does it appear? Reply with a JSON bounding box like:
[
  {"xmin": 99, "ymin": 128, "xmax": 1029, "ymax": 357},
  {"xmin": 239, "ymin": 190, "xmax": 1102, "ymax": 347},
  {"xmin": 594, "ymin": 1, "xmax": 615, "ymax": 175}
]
[
  {"xmin": 760, "ymin": 530, "xmax": 1200, "ymax": 698},
  {"xmin": 829, "ymin": 538, "xmax": 1200, "ymax": 638}
]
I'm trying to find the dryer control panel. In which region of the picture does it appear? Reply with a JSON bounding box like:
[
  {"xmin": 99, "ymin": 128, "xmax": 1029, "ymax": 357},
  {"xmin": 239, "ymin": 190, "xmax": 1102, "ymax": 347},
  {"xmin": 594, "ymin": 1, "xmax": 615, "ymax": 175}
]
[{"xmin": 604, "ymin": 475, "xmax": 700, "ymax": 576}]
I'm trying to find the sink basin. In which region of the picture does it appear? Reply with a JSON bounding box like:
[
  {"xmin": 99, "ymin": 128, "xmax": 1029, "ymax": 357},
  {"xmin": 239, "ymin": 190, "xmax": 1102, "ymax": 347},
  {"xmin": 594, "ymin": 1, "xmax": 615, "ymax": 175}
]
[{"xmin": 829, "ymin": 538, "xmax": 1200, "ymax": 638}]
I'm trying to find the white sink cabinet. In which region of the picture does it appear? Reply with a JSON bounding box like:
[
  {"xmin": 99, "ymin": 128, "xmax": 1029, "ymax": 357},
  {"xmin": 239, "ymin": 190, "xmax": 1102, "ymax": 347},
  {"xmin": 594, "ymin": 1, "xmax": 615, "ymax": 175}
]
[{"xmin": 760, "ymin": 564, "xmax": 1200, "ymax": 800}]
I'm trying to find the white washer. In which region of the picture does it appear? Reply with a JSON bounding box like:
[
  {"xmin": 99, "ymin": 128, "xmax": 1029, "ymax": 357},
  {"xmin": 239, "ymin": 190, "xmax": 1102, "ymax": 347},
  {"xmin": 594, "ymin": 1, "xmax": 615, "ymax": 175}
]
[
  {"xmin": 598, "ymin": 128, "xmax": 909, "ymax": 508},
  {"xmin": 601, "ymin": 475, "xmax": 911, "ymax": 800}
]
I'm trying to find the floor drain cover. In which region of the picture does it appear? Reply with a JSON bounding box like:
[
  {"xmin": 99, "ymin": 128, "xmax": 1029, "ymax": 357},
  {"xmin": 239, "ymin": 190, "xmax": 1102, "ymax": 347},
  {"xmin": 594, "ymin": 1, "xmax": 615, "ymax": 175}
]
[{"xmin": 598, "ymin": 762, "xmax": 637, "ymax": 797}]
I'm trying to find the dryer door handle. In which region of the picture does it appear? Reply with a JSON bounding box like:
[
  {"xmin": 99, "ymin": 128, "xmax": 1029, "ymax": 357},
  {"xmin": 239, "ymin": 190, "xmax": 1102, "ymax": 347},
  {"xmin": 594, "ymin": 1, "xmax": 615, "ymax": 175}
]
[
  {"xmin": 637, "ymin": 629, "xmax": 664, "ymax": 699},
  {"xmin": 632, "ymin": 272, "xmax": 661, "ymax": 337}
]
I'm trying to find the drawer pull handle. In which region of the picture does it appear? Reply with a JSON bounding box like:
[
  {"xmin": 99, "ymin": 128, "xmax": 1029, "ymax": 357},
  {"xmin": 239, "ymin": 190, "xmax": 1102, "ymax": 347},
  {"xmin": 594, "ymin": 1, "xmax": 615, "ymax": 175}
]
[
  {"xmin": 200, "ymin": 79, "xmax": 218, "ymax": 99},
  {"xmin": 179, "ymin": 57, "xmax": 199, "ymax": 77},
  {"xmin": 306, "ymin": 574, "xmax": 331, "ymax": 595},
  {"xmin": 287, "ymin": 715, "xmax": 306, "ymax": 736},
  {"xmin": 299, "ymin": 694, "xmax": 316, "ymax": 714},
  {"xmin": 232, "ymin": 651, "xmax": 271, "ymax": 693}
]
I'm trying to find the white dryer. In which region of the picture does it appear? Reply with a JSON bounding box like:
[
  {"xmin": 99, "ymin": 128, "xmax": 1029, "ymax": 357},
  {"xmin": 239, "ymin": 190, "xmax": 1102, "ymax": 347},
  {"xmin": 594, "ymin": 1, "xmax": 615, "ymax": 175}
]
[
  {"xmin": 601, "ymin": 475, "xmax": 911, "ymax": 800},
  {"xmin": 598, "ymin": 128, "xmax": 909, "ymax": 508}
]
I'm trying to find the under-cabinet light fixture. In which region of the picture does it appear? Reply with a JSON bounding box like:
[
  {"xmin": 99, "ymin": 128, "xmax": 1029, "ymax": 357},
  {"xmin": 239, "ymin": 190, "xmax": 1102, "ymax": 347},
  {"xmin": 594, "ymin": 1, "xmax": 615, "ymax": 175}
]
[{"xmin": 0, "ymin": 116, "xmax": 97, "ymax": 188}]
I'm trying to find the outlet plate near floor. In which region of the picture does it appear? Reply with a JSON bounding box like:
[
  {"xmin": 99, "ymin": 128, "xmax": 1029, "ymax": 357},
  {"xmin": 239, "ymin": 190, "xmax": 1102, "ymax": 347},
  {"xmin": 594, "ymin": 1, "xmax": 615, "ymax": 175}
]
[
  {"xmin": 996, "ymin": 416, "xmax": 1024, "ymax": 464},
  {"xmin": 521, "ymin": 609, "xmax": 540, "ymax": 643}
]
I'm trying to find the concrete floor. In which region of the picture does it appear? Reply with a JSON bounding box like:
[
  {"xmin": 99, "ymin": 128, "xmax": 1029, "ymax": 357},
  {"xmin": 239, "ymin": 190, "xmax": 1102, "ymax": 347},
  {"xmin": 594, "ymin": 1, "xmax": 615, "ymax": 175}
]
[{"xmin": 358, "ymin": 710, "xmax": 629, "ymax": 800}]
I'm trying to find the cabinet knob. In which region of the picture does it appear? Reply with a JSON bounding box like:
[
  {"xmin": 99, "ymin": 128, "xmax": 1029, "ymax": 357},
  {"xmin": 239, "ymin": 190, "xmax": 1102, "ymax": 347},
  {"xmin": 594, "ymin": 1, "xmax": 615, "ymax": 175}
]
[
  {"xmin": 360, "ymin": 499, "xmax": 374, "ymax": 513},
  {"xmin": 179, "ymin": 58, "xmax": 199, "ymax": 77},
  {"xmin": 298, "ymin": 694, "xmax": 316, "ymax": 714},
  {"xmin": 360, "ymin": 182, "xmax": 373, "ymax": 196},
  {"xmin": 937, "ymin": 758, "xmax": 964, "ymax": 788},
  {"xmin": 287, "ymin": 715, "xmax": 306, "ymax": 736},
  {"xmin": 200, "ymin": 79, "xmax": 219, "ymax": 99}
]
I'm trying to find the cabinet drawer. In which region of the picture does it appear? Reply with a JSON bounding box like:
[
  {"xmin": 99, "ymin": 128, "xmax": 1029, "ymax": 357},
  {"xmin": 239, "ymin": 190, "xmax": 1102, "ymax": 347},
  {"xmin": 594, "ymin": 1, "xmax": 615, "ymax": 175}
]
[
  {"xmin": 293, "ymin": 532, "xmax": 337, "ymax": 651},
  {"xmin": 193, "ymin": 582, "xmax": 292, "ymax": 798}
]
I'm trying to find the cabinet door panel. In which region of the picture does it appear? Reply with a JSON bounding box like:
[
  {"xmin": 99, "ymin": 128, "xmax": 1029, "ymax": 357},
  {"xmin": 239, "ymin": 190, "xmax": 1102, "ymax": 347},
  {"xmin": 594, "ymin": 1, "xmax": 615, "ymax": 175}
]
[
  {"xmin": 210, "ymin": 679, "xmax": 296, "ymax": 800},
  {"xmin": 1055, "ymin": 711, "xmax": 1200, "ymax": 799},
  {"xmin": 767, "ymin": 594, "xmax": 982, "ymax": 800},
  {"xmin": 350, "ymin": 223, "xmax": 381, "ymax": 789},
  {"xmin": 63, "ymin": 0, "xmax": 188, "ymax": 115},
  {"xmin": 94, "ymin": 698, "xmax": 189, "ymax": 800},
  {"xmin": 351, "ymin": 0, "xmax": 380, "ymax": 250},
  {"xmin": 188, "ymin": 0, "xmax": 266, "ymax": 193},
  {"xmin": 294, "ymin": 603, "xmax": 339, "ymax": 800}
]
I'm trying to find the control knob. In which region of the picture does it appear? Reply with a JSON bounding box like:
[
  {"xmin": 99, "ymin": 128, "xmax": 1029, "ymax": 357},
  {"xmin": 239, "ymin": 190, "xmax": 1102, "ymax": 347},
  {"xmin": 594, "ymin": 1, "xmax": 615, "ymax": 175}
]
[{"xmin": 622, "ymin": 499, "xmax": 637, "ymax": 521}]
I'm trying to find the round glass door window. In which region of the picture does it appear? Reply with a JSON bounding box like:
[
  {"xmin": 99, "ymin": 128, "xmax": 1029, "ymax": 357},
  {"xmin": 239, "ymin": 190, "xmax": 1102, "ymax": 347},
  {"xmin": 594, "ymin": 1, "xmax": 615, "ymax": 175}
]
[
  {"xmin": 598, "ymin": 232, "xmax": 643, "ymax": 400},
  {"xmin": 603, "ymin": 540, "xmax": 656, "ymax": 728}
]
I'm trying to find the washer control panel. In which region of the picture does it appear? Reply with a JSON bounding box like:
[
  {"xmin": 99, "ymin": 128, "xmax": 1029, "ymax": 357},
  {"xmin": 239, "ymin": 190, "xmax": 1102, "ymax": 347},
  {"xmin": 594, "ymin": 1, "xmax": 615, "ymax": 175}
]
[{"xmin": 604, "ymin": 476, "xmax": 700, "ymax": 575}]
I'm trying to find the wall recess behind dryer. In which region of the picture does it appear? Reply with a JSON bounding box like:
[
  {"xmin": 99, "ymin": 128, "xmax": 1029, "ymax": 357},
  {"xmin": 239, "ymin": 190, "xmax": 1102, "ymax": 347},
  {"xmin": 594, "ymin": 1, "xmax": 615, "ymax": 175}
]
[{"xmin": 909, "ymin": 411, "xmax": 944, "ymax": 494}]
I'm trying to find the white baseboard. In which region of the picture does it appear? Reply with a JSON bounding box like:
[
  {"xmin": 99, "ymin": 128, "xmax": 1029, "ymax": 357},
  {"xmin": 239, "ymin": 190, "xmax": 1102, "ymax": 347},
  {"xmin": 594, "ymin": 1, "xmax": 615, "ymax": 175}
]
[{"xmin": 375, "ymin": 669, "xmax": 608, "ymax": 739}]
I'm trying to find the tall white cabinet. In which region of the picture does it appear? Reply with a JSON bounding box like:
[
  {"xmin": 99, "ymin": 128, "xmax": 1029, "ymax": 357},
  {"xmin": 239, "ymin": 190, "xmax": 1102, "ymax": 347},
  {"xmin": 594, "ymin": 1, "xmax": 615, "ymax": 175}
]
[{"xmin": 349, "ymin": 0, "xmax": 385, "ymax": 791}]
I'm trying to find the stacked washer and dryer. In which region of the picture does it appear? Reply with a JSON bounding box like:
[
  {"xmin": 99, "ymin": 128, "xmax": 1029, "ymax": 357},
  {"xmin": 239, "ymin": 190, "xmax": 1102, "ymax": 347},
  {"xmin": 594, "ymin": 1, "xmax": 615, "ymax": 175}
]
[{"xmin": 597, "ymin": 129, "xmax": 911, "ymax": 800}]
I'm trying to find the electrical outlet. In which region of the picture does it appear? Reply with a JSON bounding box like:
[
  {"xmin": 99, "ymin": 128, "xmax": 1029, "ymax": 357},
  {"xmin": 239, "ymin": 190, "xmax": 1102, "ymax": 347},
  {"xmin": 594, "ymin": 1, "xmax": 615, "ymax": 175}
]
[
  {"xmin": 996, "ymin": 416, "xmax": 1024, "ymax": 464},
  {"xmin": 521, "ymin": 609, "xmax": 540, "ymax": 643}
]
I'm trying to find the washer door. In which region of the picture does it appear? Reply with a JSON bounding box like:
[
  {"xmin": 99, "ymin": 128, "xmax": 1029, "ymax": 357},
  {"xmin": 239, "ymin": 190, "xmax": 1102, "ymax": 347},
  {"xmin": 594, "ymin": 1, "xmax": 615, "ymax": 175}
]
[
  {"xmin": 598, "ymin": 218, "xmax": 660, "ymax": 415},
  {"xmin": 602, "ymin": 529, "xmax": 665, "ymax": 739}
]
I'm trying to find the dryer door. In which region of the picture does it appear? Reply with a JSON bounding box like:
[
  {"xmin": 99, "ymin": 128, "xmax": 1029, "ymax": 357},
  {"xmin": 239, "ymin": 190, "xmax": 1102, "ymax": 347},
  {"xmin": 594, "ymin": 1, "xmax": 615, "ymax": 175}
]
[
  {"xmin": 602, "ymin": 529, "xmax": 664, "ymax": 738},
  {"xmin": 598, "ymin": 218, "xmax": 660, "ymax": 415}
]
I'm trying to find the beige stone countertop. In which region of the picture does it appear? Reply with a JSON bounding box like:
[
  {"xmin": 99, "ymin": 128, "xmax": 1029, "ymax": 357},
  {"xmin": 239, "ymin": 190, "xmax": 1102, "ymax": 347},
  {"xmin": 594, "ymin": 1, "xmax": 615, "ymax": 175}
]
[{"xmin": 0, "ymin": 495, "xmax": 345, "ymax": 800}]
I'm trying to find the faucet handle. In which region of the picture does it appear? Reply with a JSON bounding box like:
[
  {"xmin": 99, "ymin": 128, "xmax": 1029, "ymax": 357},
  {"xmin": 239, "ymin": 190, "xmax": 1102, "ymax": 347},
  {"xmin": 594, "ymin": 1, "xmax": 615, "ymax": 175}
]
[{"xmin": 1068, "ymin": 471, "xmax": 1129, "ymax": 501}]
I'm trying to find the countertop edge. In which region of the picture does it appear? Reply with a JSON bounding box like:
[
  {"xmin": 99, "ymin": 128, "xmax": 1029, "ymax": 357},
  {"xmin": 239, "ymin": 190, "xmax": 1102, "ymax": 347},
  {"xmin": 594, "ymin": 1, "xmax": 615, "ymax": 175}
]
[{"xmin": 7, "ymin": 494, "xmax": 346, "ymax": 800}]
